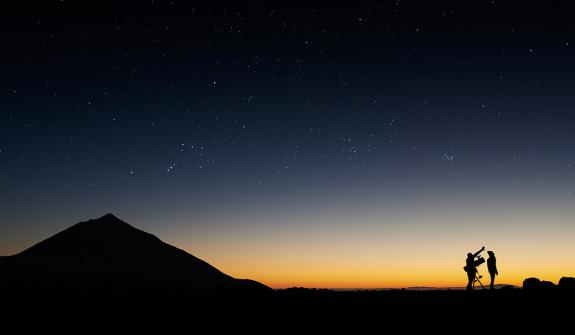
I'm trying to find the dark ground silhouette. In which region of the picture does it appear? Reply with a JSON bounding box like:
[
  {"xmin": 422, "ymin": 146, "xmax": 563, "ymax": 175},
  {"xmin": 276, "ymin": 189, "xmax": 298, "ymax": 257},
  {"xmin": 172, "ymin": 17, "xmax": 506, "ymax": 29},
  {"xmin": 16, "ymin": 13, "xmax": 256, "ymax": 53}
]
[
  {"xmin": 0, "ymin": 214, "xmax": 573, "ymax": 330},
  {"xmin": 2, "ymin": 283, "xmax": 573, "ymax": 331}
]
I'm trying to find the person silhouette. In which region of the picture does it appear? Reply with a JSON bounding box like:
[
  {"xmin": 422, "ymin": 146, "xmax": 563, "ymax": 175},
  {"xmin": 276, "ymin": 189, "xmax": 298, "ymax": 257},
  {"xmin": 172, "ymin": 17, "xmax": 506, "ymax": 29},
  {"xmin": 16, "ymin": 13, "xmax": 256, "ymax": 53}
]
[
  {"xmin": 487, "ymin": 251, "xmax": 498, "ymax": 290},
  {"xmin": 464, "ymin": 246, "xmax": 485, "ymax": 291}
]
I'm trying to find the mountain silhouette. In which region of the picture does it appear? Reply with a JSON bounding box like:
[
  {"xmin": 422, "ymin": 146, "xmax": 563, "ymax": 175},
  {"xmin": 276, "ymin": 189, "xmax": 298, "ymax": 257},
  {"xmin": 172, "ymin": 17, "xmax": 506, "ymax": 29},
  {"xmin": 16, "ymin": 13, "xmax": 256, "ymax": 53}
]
[{"xmin": 0, "ymin": 213, "xmax": 268, "ymax": 291}]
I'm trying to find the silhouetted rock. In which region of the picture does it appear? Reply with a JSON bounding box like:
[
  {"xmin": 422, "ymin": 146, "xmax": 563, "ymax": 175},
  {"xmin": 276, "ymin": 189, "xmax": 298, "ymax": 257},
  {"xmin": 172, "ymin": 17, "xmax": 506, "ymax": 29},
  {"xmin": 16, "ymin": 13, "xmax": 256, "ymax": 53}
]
[
  {"xmin": 559, "ymin": 277, "xmax": 575, "ymax": 289},
  {"xmin": 540, "ymin": 280, "xmax": 556, "ymax": 290},
  {"xmin": 0, "ymin": 213, "xmax": 269, "ymax": 292},
  {"xmin": 523, "ymin": 277, "xmax": 542, "ymax": 290}
]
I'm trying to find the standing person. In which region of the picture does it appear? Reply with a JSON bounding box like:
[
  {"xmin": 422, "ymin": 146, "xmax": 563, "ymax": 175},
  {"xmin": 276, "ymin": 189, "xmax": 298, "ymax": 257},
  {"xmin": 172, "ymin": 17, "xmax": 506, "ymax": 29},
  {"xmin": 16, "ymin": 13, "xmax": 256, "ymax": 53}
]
[
  {"xmin": 464, "ymin": 246, "xmax": 485, "ymax": 291},
  {"xmin": 487, "ymin": 251, "xmax": 498, "ymax": 290}
]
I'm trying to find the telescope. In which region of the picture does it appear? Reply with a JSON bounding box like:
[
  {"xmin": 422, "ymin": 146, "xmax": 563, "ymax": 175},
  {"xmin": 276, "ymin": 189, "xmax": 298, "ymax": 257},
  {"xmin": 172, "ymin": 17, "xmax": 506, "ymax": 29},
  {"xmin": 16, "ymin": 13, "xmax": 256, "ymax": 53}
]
[
  {"xmin": 464, "ymin": 255, "xmax": 485, "ymax": 272},
  {"xmin": 473, "ymin": 256, "xmax": 485, "ymax": 268}
]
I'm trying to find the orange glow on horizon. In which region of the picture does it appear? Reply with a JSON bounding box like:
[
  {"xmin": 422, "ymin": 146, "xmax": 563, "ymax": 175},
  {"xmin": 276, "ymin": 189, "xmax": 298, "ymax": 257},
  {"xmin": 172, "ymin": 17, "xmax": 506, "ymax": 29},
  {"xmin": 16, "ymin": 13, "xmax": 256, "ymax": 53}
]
[
  {"xmin": 169, "ymin": 206, "xmax": 575, "ymax": 289},
  {"xmin": 2, "ymin": 204, "xmax": 574, "ymax": 290},
  {"xmin": 206, "ymin": 261, "xmax": 569, "ymax": 289},
  {"xmin": 180, "ymin": 237, "xmax": 573, "ymax": 289}
]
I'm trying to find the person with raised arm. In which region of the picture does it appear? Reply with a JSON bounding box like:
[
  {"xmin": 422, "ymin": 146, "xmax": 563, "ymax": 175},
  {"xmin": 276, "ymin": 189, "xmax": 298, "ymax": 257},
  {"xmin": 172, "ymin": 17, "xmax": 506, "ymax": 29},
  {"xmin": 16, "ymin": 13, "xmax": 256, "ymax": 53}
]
[{"xmin": 464, "ymin": 246, "xmax": 485, "ymax": 291}]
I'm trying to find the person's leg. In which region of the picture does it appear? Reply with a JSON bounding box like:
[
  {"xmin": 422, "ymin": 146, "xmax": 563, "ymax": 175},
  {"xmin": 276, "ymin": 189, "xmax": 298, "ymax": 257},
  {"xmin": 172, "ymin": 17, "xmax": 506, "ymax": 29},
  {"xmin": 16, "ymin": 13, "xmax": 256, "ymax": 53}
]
[
  {"xmin": 489, "ymin": 272, "xmax": 495, "ymax": 289},
  {"xmin": 467, "ymin": 273, "xmax": 474, "ymax": 291}
]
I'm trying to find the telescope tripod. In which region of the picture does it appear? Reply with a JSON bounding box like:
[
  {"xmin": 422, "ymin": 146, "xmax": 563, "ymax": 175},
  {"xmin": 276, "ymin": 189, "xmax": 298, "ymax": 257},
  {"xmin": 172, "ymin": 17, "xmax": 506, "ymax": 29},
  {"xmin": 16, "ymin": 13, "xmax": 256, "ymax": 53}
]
[{"xmin": 473, "ymin": 271, "xmax": 486, "ymax": 290}]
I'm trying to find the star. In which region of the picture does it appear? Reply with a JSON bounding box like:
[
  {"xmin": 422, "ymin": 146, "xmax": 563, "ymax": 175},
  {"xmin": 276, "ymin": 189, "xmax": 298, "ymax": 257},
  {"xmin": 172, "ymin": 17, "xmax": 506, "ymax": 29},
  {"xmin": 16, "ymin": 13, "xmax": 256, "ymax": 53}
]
[{"xmin": 442, "ymin": 153, "xmax": 456, "ymax": 162}]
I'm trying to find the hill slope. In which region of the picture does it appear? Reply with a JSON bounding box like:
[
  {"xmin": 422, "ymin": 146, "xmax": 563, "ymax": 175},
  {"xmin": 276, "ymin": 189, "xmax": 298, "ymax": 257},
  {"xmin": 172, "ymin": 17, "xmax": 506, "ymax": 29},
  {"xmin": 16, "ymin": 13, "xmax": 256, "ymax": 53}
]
[{"xmin": 0, "ymin": 213, "xmax": 268, "ymax": 291}]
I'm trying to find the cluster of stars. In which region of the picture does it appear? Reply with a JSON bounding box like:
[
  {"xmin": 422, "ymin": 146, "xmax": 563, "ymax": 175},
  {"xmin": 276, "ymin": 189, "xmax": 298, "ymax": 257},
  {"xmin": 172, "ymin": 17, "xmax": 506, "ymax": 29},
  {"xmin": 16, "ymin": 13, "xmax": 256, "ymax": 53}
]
[{"xmin": 0, "ymin": 1, "xmax": 572, "ymax": 200}]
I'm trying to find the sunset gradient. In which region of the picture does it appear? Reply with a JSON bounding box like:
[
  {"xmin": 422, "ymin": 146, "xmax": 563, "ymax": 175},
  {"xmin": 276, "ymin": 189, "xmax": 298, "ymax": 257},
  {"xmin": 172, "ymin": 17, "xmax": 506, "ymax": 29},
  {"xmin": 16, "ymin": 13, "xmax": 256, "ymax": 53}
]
[{"xmin": 2, "ymin": 190, "xmax": 573, "ymax": 289}]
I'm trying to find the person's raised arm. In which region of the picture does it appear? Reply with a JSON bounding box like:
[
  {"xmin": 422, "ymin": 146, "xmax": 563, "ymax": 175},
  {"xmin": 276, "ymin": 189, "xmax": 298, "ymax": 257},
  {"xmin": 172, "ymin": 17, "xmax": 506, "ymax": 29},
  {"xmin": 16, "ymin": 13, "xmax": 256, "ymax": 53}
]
[{"xmin": 473, "ymin": 246, "xmax": 485, "ymax": 258}]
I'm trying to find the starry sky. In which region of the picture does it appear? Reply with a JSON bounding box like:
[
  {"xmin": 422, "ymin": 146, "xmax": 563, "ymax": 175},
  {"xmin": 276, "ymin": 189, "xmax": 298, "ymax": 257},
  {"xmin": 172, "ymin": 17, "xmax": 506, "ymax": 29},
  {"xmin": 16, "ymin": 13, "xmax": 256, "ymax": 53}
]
[{"xmin": 2, "ymin": 1, "xmax": 575, "ymax": 288}]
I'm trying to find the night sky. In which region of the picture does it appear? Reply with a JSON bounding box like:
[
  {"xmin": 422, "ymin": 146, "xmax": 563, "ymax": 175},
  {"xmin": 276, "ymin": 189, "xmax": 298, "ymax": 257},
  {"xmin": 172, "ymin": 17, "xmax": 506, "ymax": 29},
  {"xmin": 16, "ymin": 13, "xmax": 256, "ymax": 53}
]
[{"xmin": 2, "ymin": 1, "xmax": 575, "ymax": 288}]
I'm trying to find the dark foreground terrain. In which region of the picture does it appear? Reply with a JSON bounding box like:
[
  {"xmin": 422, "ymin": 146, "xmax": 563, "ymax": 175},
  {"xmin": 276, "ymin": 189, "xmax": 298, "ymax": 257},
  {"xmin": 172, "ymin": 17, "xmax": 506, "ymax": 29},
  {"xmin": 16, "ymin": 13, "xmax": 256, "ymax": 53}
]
[{"xmin": 2, "ymin": 285, "xmax": 573, "ymax": 331}]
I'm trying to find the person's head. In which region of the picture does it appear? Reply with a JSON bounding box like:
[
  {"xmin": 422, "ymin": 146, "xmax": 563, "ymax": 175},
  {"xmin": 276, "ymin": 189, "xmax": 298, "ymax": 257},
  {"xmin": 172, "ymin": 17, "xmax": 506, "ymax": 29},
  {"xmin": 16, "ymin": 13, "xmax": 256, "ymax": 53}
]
[
  {"xmin": 467, "ymin": 253, "xmax": 473, "ymax": 258},
  {"xmin": 487, "ymin": 251, "xmax": 495, "ymax": 257}
]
